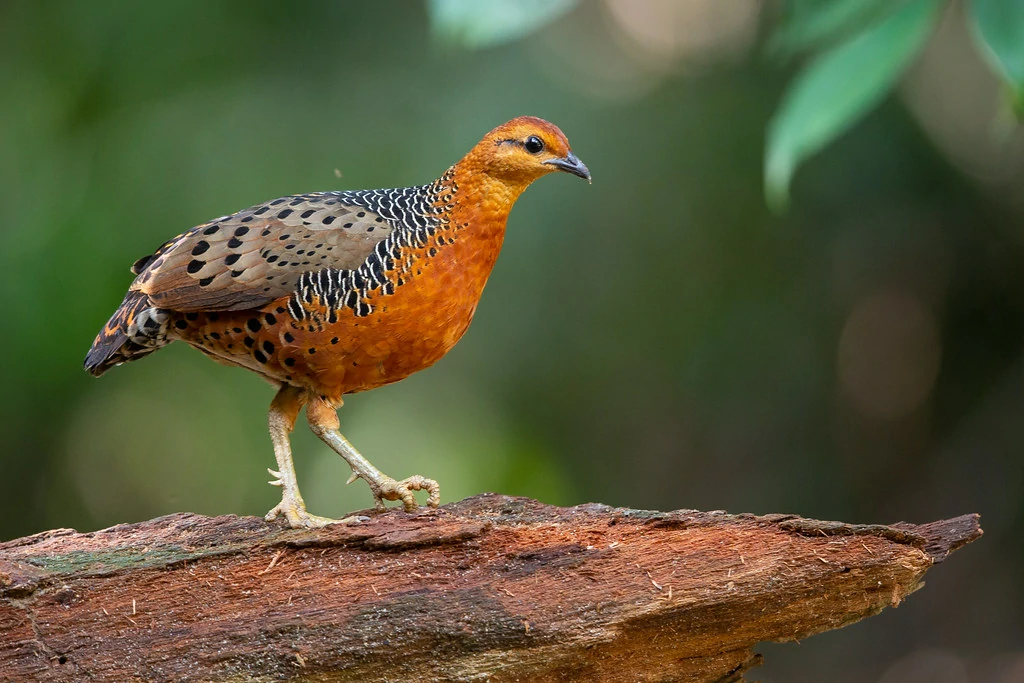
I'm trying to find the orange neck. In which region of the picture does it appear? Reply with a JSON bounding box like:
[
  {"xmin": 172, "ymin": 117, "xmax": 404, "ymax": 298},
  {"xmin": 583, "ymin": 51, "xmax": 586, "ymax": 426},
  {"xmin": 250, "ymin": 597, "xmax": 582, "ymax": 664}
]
[{"xmin": 445, "ymin": 162, "xmax": 535, "ymax": 262}]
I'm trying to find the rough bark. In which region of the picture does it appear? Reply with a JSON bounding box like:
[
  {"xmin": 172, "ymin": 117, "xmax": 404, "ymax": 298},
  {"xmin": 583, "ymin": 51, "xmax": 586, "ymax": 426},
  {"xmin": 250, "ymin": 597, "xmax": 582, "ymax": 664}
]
[{"xmin": 0, "ymin": 494, "xmax": 981, "ymax": 682}]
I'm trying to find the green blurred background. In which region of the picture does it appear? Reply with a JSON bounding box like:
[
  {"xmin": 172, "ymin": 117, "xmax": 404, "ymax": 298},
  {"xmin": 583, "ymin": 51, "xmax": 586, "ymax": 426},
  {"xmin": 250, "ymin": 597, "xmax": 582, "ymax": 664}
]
[{"xmin": 2, "ymin": 1, "xmax": 1022, "ymax": 681}]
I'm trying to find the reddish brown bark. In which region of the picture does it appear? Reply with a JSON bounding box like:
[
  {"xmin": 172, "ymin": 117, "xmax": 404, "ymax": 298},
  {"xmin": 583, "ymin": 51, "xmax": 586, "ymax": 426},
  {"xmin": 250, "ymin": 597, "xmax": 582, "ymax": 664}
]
[{"xmin": 0, "ymin": 494, "xmax": 980, "ymax": 682}]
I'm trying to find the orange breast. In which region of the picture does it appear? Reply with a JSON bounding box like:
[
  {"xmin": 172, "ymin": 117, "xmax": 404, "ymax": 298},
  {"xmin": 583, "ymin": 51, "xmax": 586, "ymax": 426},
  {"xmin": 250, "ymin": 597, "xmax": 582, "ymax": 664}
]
[{"xmin": 286, "ymin": 233, "xmax": 501, "ymax": 400}]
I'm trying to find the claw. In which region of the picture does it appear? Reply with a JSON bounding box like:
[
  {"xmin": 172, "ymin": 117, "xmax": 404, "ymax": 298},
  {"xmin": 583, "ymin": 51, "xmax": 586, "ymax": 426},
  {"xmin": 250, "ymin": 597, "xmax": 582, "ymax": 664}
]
[
  {"xmin": 366, "ymin": 474, "xmax": 441, "ymax": 512},
  {"xmin": 265, "ymin": 497, "xmax": 341, "ymax": 529},
  {"xmin": 400, "ymin": 474, "xmax": 441, "ymax": 508}
]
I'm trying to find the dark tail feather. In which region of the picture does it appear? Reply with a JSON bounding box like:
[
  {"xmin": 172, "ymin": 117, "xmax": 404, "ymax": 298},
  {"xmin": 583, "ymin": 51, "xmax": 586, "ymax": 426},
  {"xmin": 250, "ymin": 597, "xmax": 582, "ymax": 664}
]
[{"xmin": 84, "ymin": 290, "xmax": 166, "ymax": 377}]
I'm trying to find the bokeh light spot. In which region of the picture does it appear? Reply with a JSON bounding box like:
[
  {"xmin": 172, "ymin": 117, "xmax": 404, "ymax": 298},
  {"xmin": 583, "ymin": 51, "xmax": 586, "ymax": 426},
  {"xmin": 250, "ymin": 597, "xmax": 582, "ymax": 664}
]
[{"xmin": 837, "ymin": 289, "xmax": 941, "ymax": 420}]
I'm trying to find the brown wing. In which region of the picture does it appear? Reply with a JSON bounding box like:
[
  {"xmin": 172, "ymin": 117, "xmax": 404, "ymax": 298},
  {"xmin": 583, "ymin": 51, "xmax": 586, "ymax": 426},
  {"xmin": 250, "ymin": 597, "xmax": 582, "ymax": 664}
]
[{"xmin": 131, "ymin": 192, "xmax": 396, "ymax": 312}]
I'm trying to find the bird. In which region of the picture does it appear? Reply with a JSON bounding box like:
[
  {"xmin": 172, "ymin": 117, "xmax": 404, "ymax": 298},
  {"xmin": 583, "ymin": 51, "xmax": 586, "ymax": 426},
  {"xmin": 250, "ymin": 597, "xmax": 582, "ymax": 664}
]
[{"xmin": 84, "ymin": 116, "xmax": 590, "ymax": 528}]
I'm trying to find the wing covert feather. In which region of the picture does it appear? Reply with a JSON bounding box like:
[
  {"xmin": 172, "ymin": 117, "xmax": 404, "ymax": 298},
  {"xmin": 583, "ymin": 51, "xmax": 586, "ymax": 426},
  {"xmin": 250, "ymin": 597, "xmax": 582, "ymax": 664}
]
[{"xmin": 132, "ymin": 193, "xmax": 396, "ymax": 312}]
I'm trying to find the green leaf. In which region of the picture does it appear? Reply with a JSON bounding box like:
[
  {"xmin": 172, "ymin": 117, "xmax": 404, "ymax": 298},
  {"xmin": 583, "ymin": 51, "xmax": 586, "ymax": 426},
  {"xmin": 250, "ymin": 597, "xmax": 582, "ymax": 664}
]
[
  {"xmin": 768, "ymin": 0, "xmax": 896, "ymax": 59},
  {"xmin": 427, "ymin": 0, "xmax": 579, "ymax": 50},
  {"xmin": 765, "ymin": 0, "xmax": 941, "ymax": 212},
  {"xmin": 969, "ymin": 0, "xmax": 1024, "ymax": 112}
]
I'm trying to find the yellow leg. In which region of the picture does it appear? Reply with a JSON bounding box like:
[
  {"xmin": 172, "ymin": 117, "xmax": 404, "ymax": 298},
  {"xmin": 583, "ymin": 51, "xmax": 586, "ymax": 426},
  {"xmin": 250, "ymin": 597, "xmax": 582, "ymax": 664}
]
[
  {"xmin": 306, "ymin": 395, "xmax": 440, "ymax": 511},
  {"xmin": 263, "ymin": 385, "xmax": 338, "ymax": 528}
]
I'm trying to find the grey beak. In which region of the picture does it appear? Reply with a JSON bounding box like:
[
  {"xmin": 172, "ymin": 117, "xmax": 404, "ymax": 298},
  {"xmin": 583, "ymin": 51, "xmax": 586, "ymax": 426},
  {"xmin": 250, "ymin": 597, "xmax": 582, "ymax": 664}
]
[{"xmin": 544, "ymin": 151, "xmax": 591, "ymax": 183}]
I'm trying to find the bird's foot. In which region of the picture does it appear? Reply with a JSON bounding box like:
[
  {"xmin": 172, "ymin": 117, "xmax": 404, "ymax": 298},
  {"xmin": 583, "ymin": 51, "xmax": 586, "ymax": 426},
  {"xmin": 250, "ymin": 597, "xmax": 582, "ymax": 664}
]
[
  {"xmin": 265, "ymin": 496, "xmax": 342, "ymax": 529},
  {"xmin": 356, "ymin": 472, "xmax": 440, "ymax": 512}
]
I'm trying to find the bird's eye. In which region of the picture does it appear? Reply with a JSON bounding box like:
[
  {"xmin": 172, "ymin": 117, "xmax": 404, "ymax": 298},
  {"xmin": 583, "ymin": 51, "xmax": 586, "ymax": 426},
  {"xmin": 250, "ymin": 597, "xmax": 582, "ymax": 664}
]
[{"xmin": 524, "ymin": 135, "xmax": 544, "ymax": 154}]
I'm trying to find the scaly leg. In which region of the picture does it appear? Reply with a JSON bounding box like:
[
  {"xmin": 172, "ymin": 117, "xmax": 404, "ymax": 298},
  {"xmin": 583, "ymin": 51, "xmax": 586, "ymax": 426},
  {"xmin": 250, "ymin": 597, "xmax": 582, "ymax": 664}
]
[
  {"xmin": 264, "ymin": 385, "xmax": 338, "ymax": 528},
  {"xmin": 306, "ymin": 395, "xmax": 440, "ymax": 511}
]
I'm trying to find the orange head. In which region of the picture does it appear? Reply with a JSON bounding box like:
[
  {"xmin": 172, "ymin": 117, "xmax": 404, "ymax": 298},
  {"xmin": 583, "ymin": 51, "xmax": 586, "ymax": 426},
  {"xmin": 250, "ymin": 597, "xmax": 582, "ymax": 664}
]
[{"xmin": 457, "ymin": 116, "xmax": 591, "ymax": 190}]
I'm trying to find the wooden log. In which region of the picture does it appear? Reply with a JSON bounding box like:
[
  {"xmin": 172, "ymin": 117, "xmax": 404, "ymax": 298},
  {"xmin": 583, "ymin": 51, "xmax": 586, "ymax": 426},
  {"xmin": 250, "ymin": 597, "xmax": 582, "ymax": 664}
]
[{"xmin": 0, "ymin": 494, "xmax": 981, "ymax": 682}]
